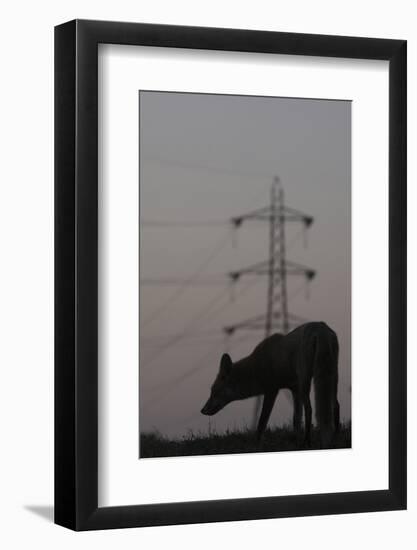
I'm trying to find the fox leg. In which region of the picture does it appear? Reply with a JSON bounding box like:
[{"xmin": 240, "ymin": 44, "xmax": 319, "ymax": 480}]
[
  {"xmin": 334, "ymin": 398, "xmax": 340, "ymax": 435},
  {"xmin": 302, "ymin": 390, "xmax": 312, "ymax": 447},
  {"xmin": 292, "ymin": 390, "xmax": 302, "ymax": 432},
  {"xmin": 256, "ymin": 390, "xmax": 278, "ymax": 442}
]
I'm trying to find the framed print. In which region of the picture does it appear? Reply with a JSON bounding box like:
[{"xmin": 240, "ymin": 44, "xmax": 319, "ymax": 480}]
[{"xmin": 55, "ymin": 20, "xmax": 406, "ymax": 530}]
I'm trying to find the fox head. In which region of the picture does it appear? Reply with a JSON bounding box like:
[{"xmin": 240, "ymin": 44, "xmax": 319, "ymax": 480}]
[{"xmin": 201, "ymin": 353, "xmax": 239, "ymax": 416}]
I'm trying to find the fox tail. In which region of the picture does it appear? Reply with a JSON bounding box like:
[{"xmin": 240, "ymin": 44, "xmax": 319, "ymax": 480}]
[{"xmin": 312, "ymin": 329, "xmax": 339, "ymax": 446}]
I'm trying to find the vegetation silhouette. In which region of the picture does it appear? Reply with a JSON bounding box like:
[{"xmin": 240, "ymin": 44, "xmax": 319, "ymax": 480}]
[{"xmin": 140, "ymin": 423, "xmax": 351, "ymax": 458}]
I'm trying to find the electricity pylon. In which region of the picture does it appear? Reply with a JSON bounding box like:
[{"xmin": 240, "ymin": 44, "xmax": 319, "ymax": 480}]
[{"xmin": 223, "ymin": 176, "xmax": 316, "ymax": 426}]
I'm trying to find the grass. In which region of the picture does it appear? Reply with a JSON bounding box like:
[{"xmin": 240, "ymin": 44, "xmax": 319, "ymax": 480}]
[{"xmin": 140, "ymin": 423, "xmax": 351, "ymax": 458}]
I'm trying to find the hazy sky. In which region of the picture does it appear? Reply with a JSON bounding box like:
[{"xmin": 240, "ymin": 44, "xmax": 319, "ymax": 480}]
[{"xmin": 139, "ymin": 91, "xmax": 351, "ymax": 439}]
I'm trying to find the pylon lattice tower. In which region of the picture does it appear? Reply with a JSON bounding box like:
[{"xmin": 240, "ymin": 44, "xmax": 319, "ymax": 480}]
[{"xmin": 266, "ymin": 177, "xmax": 288, "ymax": 335}]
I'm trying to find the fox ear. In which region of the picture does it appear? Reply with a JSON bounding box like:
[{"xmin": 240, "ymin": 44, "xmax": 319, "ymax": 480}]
[{"xmin": 220, "ymin": 353, "xmax": 232, "ymax": 375}]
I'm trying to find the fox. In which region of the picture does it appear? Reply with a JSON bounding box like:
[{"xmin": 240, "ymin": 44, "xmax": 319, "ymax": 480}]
[{"xmin": 201, "ymin": 321, "xmax": 340, "ymax": 447}]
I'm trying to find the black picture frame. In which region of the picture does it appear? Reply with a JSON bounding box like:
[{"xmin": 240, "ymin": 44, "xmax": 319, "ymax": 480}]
[{"xmin": 55, "ymin": 19, "xmax": 407, "ymax": 531}]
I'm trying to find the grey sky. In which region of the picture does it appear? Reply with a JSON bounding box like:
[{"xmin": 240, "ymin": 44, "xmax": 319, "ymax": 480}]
[{"xmin": 139, "ymin": 91, "xmax": 351, "ymax": 439}]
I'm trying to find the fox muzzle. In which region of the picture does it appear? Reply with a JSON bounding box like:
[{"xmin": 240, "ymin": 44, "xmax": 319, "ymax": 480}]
[
  {"xmin": 201, "ymin": 398, "xmax": 226, "ymax": 416},
  {"xmin": 201, "ymin": 403, "xmax": 216, "ymax": 416}
]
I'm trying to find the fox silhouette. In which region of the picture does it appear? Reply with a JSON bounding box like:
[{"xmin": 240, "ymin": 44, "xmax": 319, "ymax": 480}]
[{"xmin": 201, "ymin": 321, "xmax": 340, "ymax": 447}]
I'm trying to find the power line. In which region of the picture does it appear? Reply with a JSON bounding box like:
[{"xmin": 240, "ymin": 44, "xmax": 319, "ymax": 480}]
[
  {"xmin": 143, "ymin": 332, "xmax": 255, "ymax": 402},
  {"xmin": 141, "ymin": 285, "xmax": 231, "ymax": 368},
  {"xmin": 141, "ymin": 216, "xmax": 304, "ymax": 230},
  {"xmin": 142, "ymin": 229, "xmax": 232, "ymax": 327},
  {"xmin": 140, "ymin": 160, "xmax": 271, "ymax": 235},
  {"xmin": 141, "ymin": 275, "xmax": 261, "ymax": 370},
  {"xmin": 141, "ymin": 277, "xmax": 226, "ymax": 286},
  {"xmin": 145, "ymin": 347, "xmax": 218, "ymax": 399},
  {"xmin": 141, "ymin": 220, "xmax": 227, "ymax": 228},
  {"xmin": 142, "ymin": 336, "xmax": 222, "ymax": 352},
  {"xmin": 286, "ymin": 225, "xmax": 308, "ymax": 252},
  {"xmin": 142, "ymin": 154, "xmax": 272, "ymax": 180},
  {"xmin": 142, "ymin": 329, "xmax": 220, "ymax": 343},
  {"xmin": 288, "ymin": 280, "xmax": 311, "ymax": 302}
]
